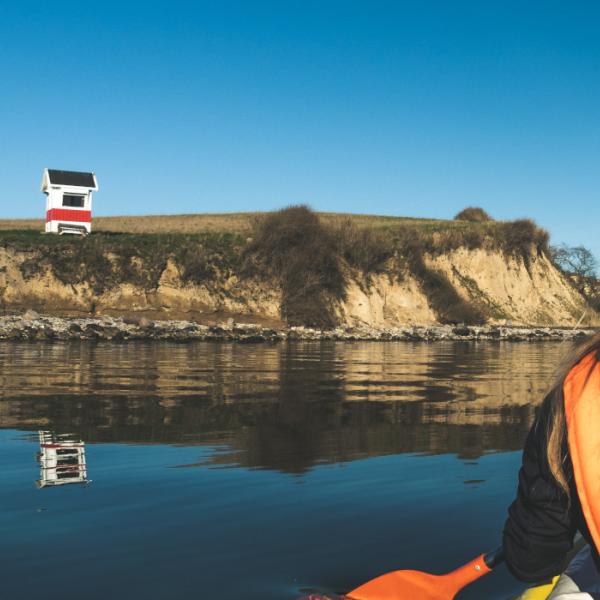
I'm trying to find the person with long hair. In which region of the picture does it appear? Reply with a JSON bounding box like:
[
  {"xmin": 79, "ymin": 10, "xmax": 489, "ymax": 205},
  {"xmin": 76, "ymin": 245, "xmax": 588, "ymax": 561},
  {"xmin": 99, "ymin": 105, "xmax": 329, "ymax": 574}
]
[{"xmin": 504, "ymin": 334, "xmax": 600, "ymax": 598}]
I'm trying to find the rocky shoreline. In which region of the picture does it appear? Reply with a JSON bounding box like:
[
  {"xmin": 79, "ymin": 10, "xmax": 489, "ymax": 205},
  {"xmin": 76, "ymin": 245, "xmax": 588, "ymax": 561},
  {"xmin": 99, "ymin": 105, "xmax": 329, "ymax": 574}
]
[{"xmin": 0, "ymin": 312, "xmax": 595, "ymax": 342}]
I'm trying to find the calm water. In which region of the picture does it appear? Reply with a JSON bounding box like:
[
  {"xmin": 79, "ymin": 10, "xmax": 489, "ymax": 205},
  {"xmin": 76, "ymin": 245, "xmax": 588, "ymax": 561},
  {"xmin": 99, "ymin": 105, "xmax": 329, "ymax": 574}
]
[{"xmin": 0, "ymin": 340, "xmax": 570, "ymax": 599}]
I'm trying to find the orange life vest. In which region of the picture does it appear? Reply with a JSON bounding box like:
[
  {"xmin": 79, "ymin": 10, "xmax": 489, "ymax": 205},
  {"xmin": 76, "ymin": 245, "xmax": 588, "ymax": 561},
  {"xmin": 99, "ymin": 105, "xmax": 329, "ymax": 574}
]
[{"xmin": 564, "ymin": 351, "xmax": 600, "ymax": 554}]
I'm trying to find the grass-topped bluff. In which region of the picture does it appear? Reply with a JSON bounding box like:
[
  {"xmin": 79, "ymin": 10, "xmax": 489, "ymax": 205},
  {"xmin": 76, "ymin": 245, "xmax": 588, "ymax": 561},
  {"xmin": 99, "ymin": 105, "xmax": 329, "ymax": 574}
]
[{"xmin": 0, "ymin": 207, "xmax": 593, "ymax": 328}]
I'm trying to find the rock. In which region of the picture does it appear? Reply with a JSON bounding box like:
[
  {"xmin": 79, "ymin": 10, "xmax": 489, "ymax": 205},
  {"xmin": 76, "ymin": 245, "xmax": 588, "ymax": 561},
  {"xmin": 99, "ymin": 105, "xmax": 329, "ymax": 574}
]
[
  {"xmin": 209, "ymin": 325, "xmax": 226, "ymax": 335},
  {"xmin": 452, "ymin": 326, "xmax": 473, "ymax": 337},
  {"xmin": 138, "ymin": 317, "xmax": 152, "ymax": 329},
  {"xmin": 238, "ymin": 335, "xmax": 266, "ymax": 344},
  {"xmin": 0, "ymin": 313, "xmax": 595, "ymax": 343},
  {"xmin": 122, "ymin": 315, "xmax": 152, "ymax": 328}
]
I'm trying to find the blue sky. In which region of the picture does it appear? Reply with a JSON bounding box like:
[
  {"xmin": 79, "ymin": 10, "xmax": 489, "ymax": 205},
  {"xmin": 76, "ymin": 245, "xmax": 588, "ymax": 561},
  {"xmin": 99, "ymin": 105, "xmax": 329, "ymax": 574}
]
[{"xmin": 1, "ymin": 1, "xmax": 599, "ymax": 255}]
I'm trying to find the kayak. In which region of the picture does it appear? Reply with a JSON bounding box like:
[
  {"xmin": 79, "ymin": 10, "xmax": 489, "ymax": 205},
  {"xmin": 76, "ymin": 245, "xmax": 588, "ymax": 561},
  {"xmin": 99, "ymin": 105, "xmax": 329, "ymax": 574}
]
[
  {"xmin": 513, "ymin": 576, "xmax": 559, "ymax": 600},
  {"xmin": 511, "ymin": 538, "xmax": 586, "ymax": 599}
]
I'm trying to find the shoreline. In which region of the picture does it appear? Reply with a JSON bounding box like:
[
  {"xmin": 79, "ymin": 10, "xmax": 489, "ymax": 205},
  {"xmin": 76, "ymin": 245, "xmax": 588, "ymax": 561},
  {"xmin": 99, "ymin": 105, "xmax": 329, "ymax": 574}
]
[{"xmin": 0, "ymin": 313, "xmax": 595, "ymax": 342}]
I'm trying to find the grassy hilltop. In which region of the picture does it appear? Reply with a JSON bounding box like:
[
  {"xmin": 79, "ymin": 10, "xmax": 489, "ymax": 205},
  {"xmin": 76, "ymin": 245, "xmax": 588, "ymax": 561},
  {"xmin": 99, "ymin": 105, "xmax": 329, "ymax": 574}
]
[{"xmin": 0, "ymin": 211, "xmax": 483, "ymax": 235}]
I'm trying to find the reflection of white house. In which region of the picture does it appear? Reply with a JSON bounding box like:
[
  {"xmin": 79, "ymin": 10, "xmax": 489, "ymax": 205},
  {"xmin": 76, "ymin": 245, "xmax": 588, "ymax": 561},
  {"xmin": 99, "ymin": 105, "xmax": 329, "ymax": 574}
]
[
  {"xmin": 41, "ymin": 168, "xmax": 99, "ymax": 235},
  {"xmin": 36, "ymin": 431, "xmax": 90, "ymax": 488}
]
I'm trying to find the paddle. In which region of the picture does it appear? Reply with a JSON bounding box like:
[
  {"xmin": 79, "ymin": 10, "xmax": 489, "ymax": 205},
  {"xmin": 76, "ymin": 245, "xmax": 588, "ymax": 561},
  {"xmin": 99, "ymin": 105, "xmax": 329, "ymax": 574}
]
[
  {"xmin": 301, "ymin": 546, "xmax": 504, "ymax": 600},
  {"xmin": 346, "ymin": 546, "xmax": 504, "ymax": 600}
]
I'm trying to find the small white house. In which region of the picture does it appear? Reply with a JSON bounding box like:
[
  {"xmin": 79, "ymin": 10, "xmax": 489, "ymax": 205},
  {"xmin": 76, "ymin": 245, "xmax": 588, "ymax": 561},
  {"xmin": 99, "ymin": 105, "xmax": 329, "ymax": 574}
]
[
  {"xmin": 36, "ymin": 431, "xmax": 90, "ymax": 488},
  {"xmin": 41, "ymin": 168, "xmax": 99, "ymax": 235}
]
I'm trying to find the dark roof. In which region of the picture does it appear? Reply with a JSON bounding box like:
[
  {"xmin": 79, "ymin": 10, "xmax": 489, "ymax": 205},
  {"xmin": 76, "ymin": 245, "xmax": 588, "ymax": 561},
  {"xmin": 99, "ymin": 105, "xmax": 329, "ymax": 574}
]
[{"xmin": 47, "ymin": 169, "xmax": 96, "ymax": 188}]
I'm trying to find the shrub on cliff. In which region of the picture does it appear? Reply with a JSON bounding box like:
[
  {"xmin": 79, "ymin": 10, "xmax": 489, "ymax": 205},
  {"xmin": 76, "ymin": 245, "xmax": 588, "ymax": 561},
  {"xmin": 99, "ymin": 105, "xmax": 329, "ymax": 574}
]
[
  {"xmin": 454, "ymin": 207, "xmax": 493, "ymax": 222},
  {"xmin": 175, "ymin": 233, "xmax": 241, "ymax": 284},
  {"xmin": 409, "ymin": 216, "xmax": 550, "ymax": 264},
  {"xmin": 495, "ymin": 219, "xmax": 550, "ymax": 265},
  {"xmin": 334, "ymin": 218, "xmax": 395, "ymax": 274},
  {"xmin": 244, "ymin": 205, "xmax": 345, "ymax": 328}
]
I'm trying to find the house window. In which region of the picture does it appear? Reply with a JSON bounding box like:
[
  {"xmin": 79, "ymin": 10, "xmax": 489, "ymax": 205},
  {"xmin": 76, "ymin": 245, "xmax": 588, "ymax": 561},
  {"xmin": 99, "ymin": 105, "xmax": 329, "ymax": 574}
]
[{"xmin": 63, "ymin": 194, "xmax": 85, "ymax": 208}]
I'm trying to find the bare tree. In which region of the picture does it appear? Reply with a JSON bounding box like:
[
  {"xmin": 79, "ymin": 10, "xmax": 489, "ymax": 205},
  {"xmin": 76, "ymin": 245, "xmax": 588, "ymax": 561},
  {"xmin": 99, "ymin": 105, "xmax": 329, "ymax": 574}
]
[{"xmin": 551, "ymin": 244, "xmax": 598, "ymax": 297}]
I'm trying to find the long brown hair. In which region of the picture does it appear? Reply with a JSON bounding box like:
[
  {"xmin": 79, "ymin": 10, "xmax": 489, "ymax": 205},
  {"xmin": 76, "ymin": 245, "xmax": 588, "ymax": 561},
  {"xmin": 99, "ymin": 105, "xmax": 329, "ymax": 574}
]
[{"xmin": 547, "ymin": 332, "xmax": 600, "ymax": 497}]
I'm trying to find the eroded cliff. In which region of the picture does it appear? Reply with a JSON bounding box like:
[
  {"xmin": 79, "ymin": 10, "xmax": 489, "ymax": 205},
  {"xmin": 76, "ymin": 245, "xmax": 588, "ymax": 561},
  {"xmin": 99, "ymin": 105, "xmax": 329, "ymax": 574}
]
[{"xmin": 0, "ymin": 227, "xmax": 593, "ymax": 328}]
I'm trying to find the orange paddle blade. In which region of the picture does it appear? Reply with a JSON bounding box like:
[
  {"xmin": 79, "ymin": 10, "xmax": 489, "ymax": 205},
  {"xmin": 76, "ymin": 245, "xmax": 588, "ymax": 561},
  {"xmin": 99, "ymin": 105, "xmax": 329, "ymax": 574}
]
[{"xmin": 347, "ymin": 553, "xmax": 492, "ymax": 600}]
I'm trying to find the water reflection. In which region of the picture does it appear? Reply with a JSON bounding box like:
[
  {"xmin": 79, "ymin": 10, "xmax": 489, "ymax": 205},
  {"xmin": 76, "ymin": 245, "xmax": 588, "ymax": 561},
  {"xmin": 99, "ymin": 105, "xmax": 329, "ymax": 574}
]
[
  {"xmin": 0, "ymin": 340, "xmax": 571, "ymax": 473},
  {"xmin": 36, "ymin": 431, "xmax": 90, "ymax": 488},
  {"xmin": 0, "ymin": 341, "xmax": 579, "ymax": 600}
]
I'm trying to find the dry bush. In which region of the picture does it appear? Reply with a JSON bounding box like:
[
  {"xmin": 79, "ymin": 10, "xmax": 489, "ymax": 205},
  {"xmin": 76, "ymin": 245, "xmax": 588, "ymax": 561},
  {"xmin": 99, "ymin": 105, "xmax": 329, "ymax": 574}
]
[
  {"xmin": 244, "ymin": 205, "xmax": 345, "ymax": 327},
  {"xmin": 177, "ymin": 248, "xmax": 215, "ymax": 283},
  {"xmin": 395, "ymin": 217, "xmax": 549, "ymax": 261},
  {"xmin": 495, "ymin": 219, "xmax": 550, "ymax": 265},
  {"xmin": 454, "ymin": 207, "xmax": 493, "ymax": 222},
  {"xmin": 334, "ymin": 219, "xmax": 395, "ymax": 273},
  {"xmin": 175, "ymin": 234, "xmax": 241, "ymax": 285}
]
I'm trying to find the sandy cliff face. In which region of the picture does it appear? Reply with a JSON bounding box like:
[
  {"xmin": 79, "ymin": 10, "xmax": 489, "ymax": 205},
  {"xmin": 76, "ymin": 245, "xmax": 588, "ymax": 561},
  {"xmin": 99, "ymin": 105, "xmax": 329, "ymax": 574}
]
[
  {"xmin": 0, "ymin": 245, "xmax": 593, "ymax": 327},
  {"xmin": 0, "ymin": 248, "xmax": 282, "ymax": 324},
  {"xmin": 340, "ymin": 248, "xmax": 591, "ymax": 327},
  {"xmin": 341, "ymin": 275, "xmax": 437, "ymax": 327},
  {"xmin": 426, "ymin": 248, "xmax": 589, "ymax": 326}
]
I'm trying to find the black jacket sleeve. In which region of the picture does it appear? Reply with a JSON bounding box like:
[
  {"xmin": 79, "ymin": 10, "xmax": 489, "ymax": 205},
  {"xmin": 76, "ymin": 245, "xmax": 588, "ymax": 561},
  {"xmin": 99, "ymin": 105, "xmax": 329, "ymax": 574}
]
[{"xmin": 503, "ymin": 392, "xmax": 577, "ymax": 582}]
